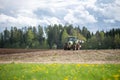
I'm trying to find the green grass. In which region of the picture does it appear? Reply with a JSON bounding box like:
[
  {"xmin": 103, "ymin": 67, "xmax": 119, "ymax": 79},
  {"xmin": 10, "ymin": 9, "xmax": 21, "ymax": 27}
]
[{"xmin": 0, "ymin": 63, "xmax": 120, "ymax": 80}]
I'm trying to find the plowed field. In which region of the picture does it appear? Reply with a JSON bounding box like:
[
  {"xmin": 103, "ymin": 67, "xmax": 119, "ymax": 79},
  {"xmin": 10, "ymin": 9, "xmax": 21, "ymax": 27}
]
[{"xmin": 0, "ymin": 49, "xmax": 120, "ymax": 64}]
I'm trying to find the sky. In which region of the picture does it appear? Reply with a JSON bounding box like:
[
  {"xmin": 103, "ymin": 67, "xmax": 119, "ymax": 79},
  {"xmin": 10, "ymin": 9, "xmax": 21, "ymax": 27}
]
[{"xmin": 0, "ymin": 0, "xmax": 120, "ymax": 33}]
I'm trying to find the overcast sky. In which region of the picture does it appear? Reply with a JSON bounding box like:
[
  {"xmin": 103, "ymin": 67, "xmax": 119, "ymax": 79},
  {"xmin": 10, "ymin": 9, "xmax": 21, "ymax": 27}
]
[{"xmin": 0, "ymin": 0, "xmax": 120, "ymax": 33}]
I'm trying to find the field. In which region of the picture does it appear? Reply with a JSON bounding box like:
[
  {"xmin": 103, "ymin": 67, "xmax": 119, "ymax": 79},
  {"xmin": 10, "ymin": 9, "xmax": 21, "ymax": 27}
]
[
  {"xmin": 0, "ymin": 49, "xmax": 120, "ymax": 63},
  {"xmin": 0, "ymin": 63, "xmax": 120, "ymax": 80},
  {"xmin": 0, "ymin": 49, "xmax": 120, "ymax": 80}
]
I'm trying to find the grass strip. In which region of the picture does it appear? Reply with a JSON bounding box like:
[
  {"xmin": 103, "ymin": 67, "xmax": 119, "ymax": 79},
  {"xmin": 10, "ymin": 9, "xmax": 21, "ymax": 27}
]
[{"xmin": 0, "ymin": 63, "xmax": 120, "ymax": 80}]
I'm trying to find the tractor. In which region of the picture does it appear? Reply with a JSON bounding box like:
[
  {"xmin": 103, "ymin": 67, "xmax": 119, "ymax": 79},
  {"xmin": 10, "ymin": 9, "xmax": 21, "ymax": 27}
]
[{"xmin": 64, "ymin": 36, "xmax": 82, "ymax": 50}]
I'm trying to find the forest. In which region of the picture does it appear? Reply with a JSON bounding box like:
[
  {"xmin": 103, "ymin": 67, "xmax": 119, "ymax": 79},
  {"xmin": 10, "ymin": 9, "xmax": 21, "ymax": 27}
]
[{"xmin": 0, "ymin": 24, "xmax": 120, "ymax": 49}]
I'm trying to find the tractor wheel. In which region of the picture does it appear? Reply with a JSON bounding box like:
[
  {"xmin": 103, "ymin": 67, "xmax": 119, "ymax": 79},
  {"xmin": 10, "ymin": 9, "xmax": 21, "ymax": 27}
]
[
  {"xmin": 64, "ymin": 47, "xmax": 67, "ymax": 50},
  {"xmin": 76, "ymin": 46, "xmax": 79, "ymax": 50},
  {"xmin": 72, "ymin": 45, "xmax": 76, "ymax": 50},
  {"xmin": 76, "ymin": 44, "xmax": 80, "ymax": 50},
  {"xmin": 67, "ymin": 47, "xmax": 70, "ymax": 50},
  {"xmin": 64, "ymin": 43, "xmax": 68, "ymax": 50}
]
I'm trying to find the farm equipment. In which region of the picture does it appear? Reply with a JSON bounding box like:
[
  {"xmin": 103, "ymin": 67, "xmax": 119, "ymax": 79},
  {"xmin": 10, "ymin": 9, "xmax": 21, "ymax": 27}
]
[{"xmin": 64, "ymin": 36, "xmax": 83, "ymax": 50}]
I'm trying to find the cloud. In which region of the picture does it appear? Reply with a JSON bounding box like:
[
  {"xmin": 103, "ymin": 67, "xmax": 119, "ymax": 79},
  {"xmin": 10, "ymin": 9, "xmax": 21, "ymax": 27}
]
[
  {"xmin": 64, "ymin": 8, "xmax": 97, "ymax": 25},
  {"xmin": 0, "ymin": 13, "xmax": 39, "ymax": 26},
  {"xmin": 0, "ymin": 14, "xmax": 16, "ymax": 23},
  {"xmin": 60, "ymin": 0, "xmax": 98, "ymax": 24},
  {"xmin": 38, "ymin": 17, "xmax": 62, "ymax": 25},
  {"xmin": 64, "ymin": 9, "xmax": 78, "ymax": 24},
  {"xmin": 103, "ymin": 19, "xmax": 115, "ymax": 23},
  {"xmin": 97, "ymin": 0, "xmax": 114, "ymax": 4},
  {"xmin": 0, "ymin": 0, "xmax": 120, "ymax": 32},
  {"xmin": 96, "ymin": 0, "xmax": 120, "ymax": 22}
]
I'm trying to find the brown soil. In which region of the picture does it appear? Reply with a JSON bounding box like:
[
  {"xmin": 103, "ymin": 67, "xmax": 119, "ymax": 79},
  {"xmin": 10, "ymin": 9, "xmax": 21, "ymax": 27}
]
[{"xmin": 0, "ymin": 49, "xmax": 120, "ymax": 64}]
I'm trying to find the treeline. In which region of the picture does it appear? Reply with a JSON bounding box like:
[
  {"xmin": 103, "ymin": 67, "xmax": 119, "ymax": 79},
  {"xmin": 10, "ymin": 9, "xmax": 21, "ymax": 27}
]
[
  {"xmin": 0, "ymin": 24, "xmax": 120, "ymax": 49},
  {"xmin": 83, "ymin": 29, "xmax": 120, "ymax": 49}
]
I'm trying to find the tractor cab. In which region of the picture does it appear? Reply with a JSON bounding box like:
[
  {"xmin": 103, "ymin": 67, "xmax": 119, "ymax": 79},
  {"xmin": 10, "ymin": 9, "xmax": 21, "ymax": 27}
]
[{"xmin": 67, "ymin": 36, "xmax": 77, "ymax": 42}]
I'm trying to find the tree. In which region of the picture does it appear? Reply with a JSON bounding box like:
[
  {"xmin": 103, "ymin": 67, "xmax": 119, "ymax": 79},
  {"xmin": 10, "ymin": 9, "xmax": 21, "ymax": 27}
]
[
  {"xmin": 103, "ymin": 36, "xmax": 113, "ymax": 49},
  {"xmin": 3, "ymin": 28, "xmax": 10, "ymax": 47},
  {"xmin": 114, "ymin": 34, "xmax": 120, "ymax": 49},
  {"xmin": 95, "ymin": 31, "xmax": 105, "ymax": 49},
  {"xmin": 13, "ymin": 27, "xmax": 18, "ymax": 43},
  {"xmin": 0, "ymin": 25, "xmax": 120, "ymax": 49},
  {"xmin": 61, "ymin": 29, "xmax": 69, "ymax": 46},
  {"xmin": 82, "ymin": 26, "xmax": 91, "ymax": 39},
  {"xmin": 22, "ymin": 27, "xmax": 28, "ymax": 48},
  {"xmin": 0, "ymin": 33, "xmax": 4, "ymax": 48},
  {"xmin": 38, "ymin": 25, "xmax": 44, "ymax": 45},
  {"xmin": 46, "ymin": 24, "xmax": 63, "ymax": 49},
  {"xmin": 65, "ymin": 24, "xmax": 73, "ymax": 35},
  {"xmin": 85, "ymin": 36, "xmax": 98, "ymax": 49},
  {"xmin": 10, "ymin": 27, "xmax": 23, "ymax": 48},
  {"xmin": 72, "ymin": 28, "xmax": 86, "ymax": 41},
  {"xmin": 52, "ymin": 24, "xmax": 63, "ymax": 48},
  {"xmin": 10, "ymin": 27, "xmax": 14, "ymax": 46},
  {"xmin": 46, "ymin": 25, "xmax": 54, "ymax": 49},
  {"xmin": 26, "ymin": 27, "xmax": 35, "ymax": 48},
  {"xmin": 33, "ymin": 26, "xmax": 37, "ymax": 40}
]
